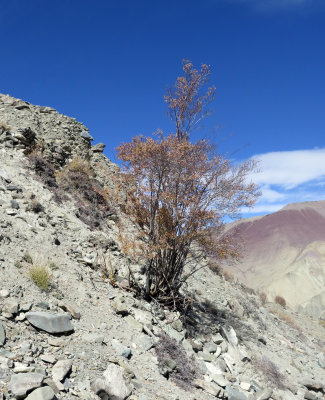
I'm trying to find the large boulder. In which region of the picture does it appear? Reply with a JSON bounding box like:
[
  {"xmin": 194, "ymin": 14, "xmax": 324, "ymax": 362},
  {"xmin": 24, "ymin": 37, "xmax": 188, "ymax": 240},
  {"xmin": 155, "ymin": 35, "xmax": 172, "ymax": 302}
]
[{"xmin": 26, "ymin": 312, "xmax": 74, "ymax": 334}]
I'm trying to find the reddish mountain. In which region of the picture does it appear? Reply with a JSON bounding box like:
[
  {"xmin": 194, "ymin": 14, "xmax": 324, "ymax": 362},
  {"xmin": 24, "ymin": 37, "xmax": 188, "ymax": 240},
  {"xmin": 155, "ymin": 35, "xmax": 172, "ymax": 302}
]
[{"xmin": 225, "ymin": 200, "xmax": 325, "ymax": 318}]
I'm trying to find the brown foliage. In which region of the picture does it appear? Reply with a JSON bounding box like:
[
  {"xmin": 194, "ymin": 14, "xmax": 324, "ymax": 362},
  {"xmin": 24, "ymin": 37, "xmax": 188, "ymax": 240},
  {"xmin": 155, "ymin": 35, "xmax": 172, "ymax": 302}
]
[
  {"xmin": 252, "ymin": 356, "xmax": 287, "ymax": 390},
  {"xmin": 259, "ymin": 292, "xmax": 267, "ymax": 305},
  {"xmin": 117, "ymin": 60, "xmax": 260, "ymax": 307},
  {"xmin": 117, "ymin": 133, "xmax": 259, "ymax": 305},
  {"xmin": 155, "ymin": 333, "xmax": 200, "ymax": 389},
  {"xmin": 275, "ymin": 295, "xmax": 286, "ymax": 308},
  {"xmin": 165, "ymin": 60, "xmax": 215, "ymax": 140}
]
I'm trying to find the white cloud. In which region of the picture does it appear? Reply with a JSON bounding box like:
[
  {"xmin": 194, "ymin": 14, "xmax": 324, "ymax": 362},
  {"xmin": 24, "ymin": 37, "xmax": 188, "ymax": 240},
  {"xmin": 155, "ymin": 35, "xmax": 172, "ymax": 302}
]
[
  {"xmin": 242, "ymin": 148, "xmax": 325, "ymax": 217},
  {"xmin": 250, "ymin": 148, "xmax": 325, "ymax": 189}
]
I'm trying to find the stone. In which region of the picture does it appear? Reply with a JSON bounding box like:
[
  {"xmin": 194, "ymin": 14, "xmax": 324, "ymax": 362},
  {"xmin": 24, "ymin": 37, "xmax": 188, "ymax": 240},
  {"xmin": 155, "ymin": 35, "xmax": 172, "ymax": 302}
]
[
  {"xmin": 190, "ymin": 339, "xmax": 203, "ymax": 352},
  {"xmin": 3, "ymin": 298, "xmax": 19, "ymax": 314},
  {"xmin": 52, "ymin": 359, "xmax": 72, "ymax": 382},
  {"xmin": 82, "ymin": 333, "xmax": 104, "ymax": 344},
  {"xmin": 171, "ymin": 319, "xmax": 183, "ymax": 332},
  {"xmin": 206, "ymin": 360, "xmax": 226, "ymax": 376},
  {"xmin": 112, "ymin": 339, "xmax": 132, "ymax": 358},
  {"xmin": 40, "ymin": 354, "xmax": 57, "ymax": 364},
  {"xmin": 80, "ymin": 130, "xmax": 94, "ymax": 141},
  {"xmin": 204, "ymin": 342, "xmax": 218, "ymax": 353},
  {"xmin": 16, "ymin": 312, "xmax": 26, "ymax": 321},
  {"xmin": 238, "ymin": 345, "xmax": 250, "ymax": 362},
  {"xmin": 133, "ymin": 309, "xmax": 152, "ymax": 326},
  {"xmin": 197, "ymin": 351, "xmax": 216, "ymax": 362},
  {"xmin": 299, "ymin": 378, "xmax": 325, "ymax": 392},
  {"xmin": 58, "ymin": 301, "xmax": 81, "ymax": 319},
  {"xmin": 91, "ymin": 143, "xmax": 106, "ymax": 153},
  {"xmin": 25, "ymin": 386, "xmax": 56, "ymax": 400},
  {"xmin": 304, "ymin": 391, "xmax": 318, "ymax": 400},
  {"xmin": 220, "ymin": 325, "xmax": 238, "ymax": 347},
  {"xmin": 124, "ymin": 315, "xmax": 143, "ymax": 332},
  {"xmin": 13, "ymin": 362, "xmax": 34, "ymax": 373},
  {"xmin": 164, "ymin": 325, "xmax": 184, "ymax": 342},
  {"xmin": 0, "ymin": 321, "xmax": 5, "ymax": 346},
  {"xmin": 212, "ymin": 333, "xmax": 224, "ymax": 345},
  {"xmin": 112, "ymin": 301, "xmax": 128, "ymax": 316},
  {"xmin": 9, "ymin": 373, "xmax": 44, "ymax": 399},
  {"xmin": 43, "ymin": 378, "xmax": 60, "ymax": 394},
  {"xmin": 194, "ymin": 379, "xmax": 221, "ymax": 397},
  {"xmin": 317, "ymin": 353, "xmax": 325, "ymax": 369},
  {"xmin": 211, "ymin": 374, "xmax": 229, "ymax": 387},
  {"xmin": 91, "ymin": 363, "xmax": 132, "ymax": 400},
  {"xmin": 48, "ymin": 337, "xmax": 66, "ymax": 347},
  {"xmin": 240, "ymin": 382, "xmax": 251, "ymax": 391},
  {"xmin": 11, "ymin": 199, "xmax": 19, "ymax": 209},
  {"xmin": 26, "ymin": 312, "xmax": 74, "ymax": 334},
  {"xmin": 0, "ymin": 289, "xmax": 9, "ymax": 298},
  {"xmin": 0, "ymin": 169, "xmax": 11, "ymax": 183},
  {"xmin": 20, "ymin": 302, "xmax": 32, "ymax": 312},
  {"xmin": 132, "ymin": 334, "xmax": 153, "ymax": 352},
  {"xmin": 226, "ymin": 387, "xmax": 248, "ymax": 400},
  {"xmin": 255, "ymin": 388, "xmax": 273, "ymax": 400}
]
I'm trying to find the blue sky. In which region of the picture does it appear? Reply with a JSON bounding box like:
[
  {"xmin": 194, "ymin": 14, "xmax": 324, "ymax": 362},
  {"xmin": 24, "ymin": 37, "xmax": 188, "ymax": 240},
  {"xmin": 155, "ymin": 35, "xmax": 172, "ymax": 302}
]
[{"xmin": 1, "ymin": 0, "xmax": 324, "ymax": 216}]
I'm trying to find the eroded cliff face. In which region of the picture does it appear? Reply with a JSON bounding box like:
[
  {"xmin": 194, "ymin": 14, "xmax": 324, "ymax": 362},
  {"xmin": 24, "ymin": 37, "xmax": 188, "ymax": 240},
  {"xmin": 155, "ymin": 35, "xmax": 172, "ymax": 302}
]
[
  {"xmin": 225, "ymin": 201, "xmax": 325, "ymax": 319},
  {"xmin": 0, "ymin": 94, "xmax": 324, "ymax": 400}
]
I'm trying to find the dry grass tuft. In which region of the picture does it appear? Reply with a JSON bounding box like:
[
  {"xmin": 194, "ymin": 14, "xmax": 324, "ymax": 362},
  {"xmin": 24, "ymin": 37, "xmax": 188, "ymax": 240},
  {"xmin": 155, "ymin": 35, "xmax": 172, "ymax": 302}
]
[{"xmin": 29, "ymin": 264, "xmax": 52, "ymax": 291}]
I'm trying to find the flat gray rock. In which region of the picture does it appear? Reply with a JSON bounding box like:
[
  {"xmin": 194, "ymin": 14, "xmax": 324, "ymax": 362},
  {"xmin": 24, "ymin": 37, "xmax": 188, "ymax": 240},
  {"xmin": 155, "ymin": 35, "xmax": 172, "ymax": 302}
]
[
  {"xmin": 25, "ymin": 386, "xmax": 55, "ymax": 400},
  {"xmin": 26, "ymin": 312, "xmax": 74, "ymax": 334},
  {"xmin": 0, "ymin": 321, "xmax": 5, "ymax": 346},
  {"xmin": 9, "ymin": 373, "xmax": 44, "ymax": 399}
]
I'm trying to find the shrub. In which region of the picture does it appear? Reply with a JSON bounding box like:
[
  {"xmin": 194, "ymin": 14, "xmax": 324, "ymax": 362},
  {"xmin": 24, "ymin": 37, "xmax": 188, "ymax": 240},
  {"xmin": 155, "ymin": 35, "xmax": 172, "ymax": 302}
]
[
  {"xmin": 259, "ymin": 292, "xmax": 267, "ymax": 305},
  {"xmin": 27, "ymin": 199, "xmax": 44, "ymax": 213},
  {"xmin": 319, "ymin": 319, "xmax": 325, "ymax": 329},
  {"xmin": 275, "ymin": 295, "xmax": 286, "ymax": 308},
  {"xmin": 155, "ymin": 333, "xmax": 200, "ymax": 389},
  {"xmin": 252, "ymin": 356, "xmax": 287, "ymax": 390},
  {"xmin": 117, "ymin": 61, "xmax": 260, "ymax": 307},
  {"xmin": 56, "ymin": 157, "xmax": 113, "ymax": 229},
  {"xmin": 28, "ymin": 153, "xmax": 58, "ymax": 188},
  {"xmin": 29, "ymin": 264, "xmax": 52, "ymax": 291}
]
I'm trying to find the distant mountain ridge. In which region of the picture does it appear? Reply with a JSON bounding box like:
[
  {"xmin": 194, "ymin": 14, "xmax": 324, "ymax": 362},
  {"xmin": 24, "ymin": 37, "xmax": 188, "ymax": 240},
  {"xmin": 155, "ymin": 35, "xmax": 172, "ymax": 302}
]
[{"xmin": 226, "ymin": 200, "xmax": 325, "ymax": 318}]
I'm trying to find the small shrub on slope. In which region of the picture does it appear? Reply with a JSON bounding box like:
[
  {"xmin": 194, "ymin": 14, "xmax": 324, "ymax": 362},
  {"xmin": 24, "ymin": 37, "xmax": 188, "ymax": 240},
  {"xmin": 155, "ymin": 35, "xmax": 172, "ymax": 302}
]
[
  {"xmin": 155, "ymin": 333, "xmax": 200, "ymax": 390},
  {"xmin": 29, "ymin": 264, "xmax": 52, "ymax": 291},
  {"xmin": 275, "ymin": 295, "xmax": 286, "ymax": 308}
]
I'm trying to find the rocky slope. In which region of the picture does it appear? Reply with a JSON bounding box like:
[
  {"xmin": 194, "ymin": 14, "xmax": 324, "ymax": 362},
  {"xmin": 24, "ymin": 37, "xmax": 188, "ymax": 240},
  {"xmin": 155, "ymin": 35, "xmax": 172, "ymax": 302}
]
[
  {"xmin": 224, "ymin": 201, "xmax": 325, "ymax": 319},
  {"xmin": 0, "ymin": 93, "xmax": 325, "ymax": 400}
]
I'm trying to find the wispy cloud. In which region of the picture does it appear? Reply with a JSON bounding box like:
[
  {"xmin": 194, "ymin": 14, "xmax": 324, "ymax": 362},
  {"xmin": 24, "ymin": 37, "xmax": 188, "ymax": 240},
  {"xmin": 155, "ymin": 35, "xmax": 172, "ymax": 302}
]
[
  {"xmin": 224, "ymin": 0, "xmax": 318, "ymax": 12},
  {"xmin": 244, "ymin": 148, "xmax": 325, "ymax": 216}
]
